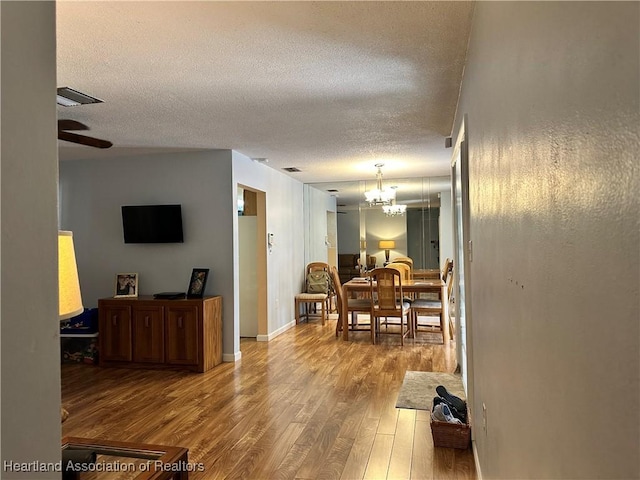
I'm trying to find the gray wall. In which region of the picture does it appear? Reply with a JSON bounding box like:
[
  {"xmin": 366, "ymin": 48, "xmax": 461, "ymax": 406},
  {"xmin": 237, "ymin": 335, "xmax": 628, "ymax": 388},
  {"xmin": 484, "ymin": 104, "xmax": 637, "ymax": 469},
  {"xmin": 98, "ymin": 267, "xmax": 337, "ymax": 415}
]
[
  {"xmin": 61, "ymin": 150, "xmax": 316, "ymax": 358},
  {"xmin": 60, "ymin": 150, "xmax": 237, "ymax": 353},
  {"xmin": 337, "ymin": 208, "xmax": 360, "ymax": 254},
  {"xmin": 454, "ymin": 3, "xmax": 639, "ymax": 478},
  {"xmin": 1, "ymin": 1, "xmax": 61, "ymax": 476}
]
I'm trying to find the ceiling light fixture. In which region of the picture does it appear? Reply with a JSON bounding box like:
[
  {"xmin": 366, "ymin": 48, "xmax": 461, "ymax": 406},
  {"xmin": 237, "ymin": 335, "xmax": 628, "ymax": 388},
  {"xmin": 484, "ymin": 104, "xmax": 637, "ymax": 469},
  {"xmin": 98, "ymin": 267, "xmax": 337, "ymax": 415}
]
[
  {"xmin": 382, "ymin": 202, "xmax": 407, "ymax": 217},
  {"xmin": 364, "ymin": 164, "xmax": 395, "ymax": 206}
]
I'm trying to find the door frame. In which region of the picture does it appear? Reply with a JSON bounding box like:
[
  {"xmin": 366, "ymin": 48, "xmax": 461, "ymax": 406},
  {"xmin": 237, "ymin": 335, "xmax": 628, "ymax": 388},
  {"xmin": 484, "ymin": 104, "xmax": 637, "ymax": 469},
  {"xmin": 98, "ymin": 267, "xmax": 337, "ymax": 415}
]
[
  {"xmin": 238, "ymin": 185, "xmax": 268, "ymax": 340},
  {"xmin": 451, "ymin": 115, "xmax": 474, "ymax": 410}
]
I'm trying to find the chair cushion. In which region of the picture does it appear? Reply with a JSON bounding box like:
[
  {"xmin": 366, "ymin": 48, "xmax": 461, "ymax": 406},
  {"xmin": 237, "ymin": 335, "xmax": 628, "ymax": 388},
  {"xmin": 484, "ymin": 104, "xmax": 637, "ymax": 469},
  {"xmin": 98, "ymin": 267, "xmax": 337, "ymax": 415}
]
[
  {"xmin": 295, "ymin": 293, "xmax": 328, "ymax": 300},
  {"xmin": 412, "ymin": 299, "xmax": 442, "ymax": 309},
  {"xmin": 347, "ymin": 298, "xmax": 372, "ymax": 308}
]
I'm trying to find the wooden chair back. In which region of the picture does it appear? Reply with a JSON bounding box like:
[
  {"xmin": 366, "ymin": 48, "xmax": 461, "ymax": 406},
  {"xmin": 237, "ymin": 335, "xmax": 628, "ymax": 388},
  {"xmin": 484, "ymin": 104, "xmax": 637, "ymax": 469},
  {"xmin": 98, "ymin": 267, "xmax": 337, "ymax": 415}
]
[
  {"xmin": 329, "ymin": 266, "xmax": 343, "ymax": 314},
  {"xmin": 393, "ymin": 256, "xmax": 414, "ymax": 272},
  {"xmin": 370, "ymin": 268, "xmax": 404, "ymax": 314},
  {"xmin": 441, "ymin": 258, "xmax": 453, "ymax": 281},
  {"xmin": 386, "ymin": 262, "xmax": 411, "ymax": 282},
  {"xmin": 307, "ymin": 262, "xmax": 330, "ymax": 275}
]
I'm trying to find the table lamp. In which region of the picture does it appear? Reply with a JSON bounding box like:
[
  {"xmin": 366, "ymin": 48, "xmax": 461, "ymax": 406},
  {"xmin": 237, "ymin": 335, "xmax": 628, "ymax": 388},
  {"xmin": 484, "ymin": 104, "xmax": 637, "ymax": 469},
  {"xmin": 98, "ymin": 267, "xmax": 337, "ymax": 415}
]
[
  {"xmin": 378, "ymin": 240, "xmax": 395, "ymax": 264},
  {"xmin": 59, "ymin": 231, "xmax": 84, "ymax": 422}
]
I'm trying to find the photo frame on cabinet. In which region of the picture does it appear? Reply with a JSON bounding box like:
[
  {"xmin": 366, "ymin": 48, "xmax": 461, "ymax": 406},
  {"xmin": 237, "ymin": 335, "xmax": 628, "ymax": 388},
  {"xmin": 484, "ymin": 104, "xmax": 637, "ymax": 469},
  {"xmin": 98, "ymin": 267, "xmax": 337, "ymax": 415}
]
[
  {"xmin": 114, "ymin": 273, "xmax": 138, "ymax": 297},
  {"xmin": 187, "ymin": 268, "xmax": 209, "ymax": 298}
]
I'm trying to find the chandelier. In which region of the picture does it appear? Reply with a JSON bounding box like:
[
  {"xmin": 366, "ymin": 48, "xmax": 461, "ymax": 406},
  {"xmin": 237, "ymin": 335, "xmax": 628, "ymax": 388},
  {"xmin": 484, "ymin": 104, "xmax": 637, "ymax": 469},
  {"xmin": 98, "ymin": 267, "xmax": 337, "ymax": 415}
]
[
  {"xmin": 364, "ymin": 164, "xmax": 396, "ymax": 206},
  {"xmin": 382, "ymin": 202, "xmax": 407, "ymax": 217}
]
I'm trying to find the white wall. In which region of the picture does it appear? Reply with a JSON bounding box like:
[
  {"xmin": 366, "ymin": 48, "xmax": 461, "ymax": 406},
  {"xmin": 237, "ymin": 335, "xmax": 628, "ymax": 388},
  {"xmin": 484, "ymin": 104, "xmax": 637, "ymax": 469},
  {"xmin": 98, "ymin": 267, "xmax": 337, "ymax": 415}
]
[
  {"xmin": 303, "ymin": 184, "xmax": 337, "ymax": 267},
  {"xmin": 453, "ymin": 3, "xmax": 639, "ymax": 478},
  {"xmin": 439, "ymin": 192, "xmax": 453, "ymax": 270},
  {"xmin": 1, "ymin": 1, "xmax": 61, "ymax": 476},
  {"xmin": 232, "ymin": 152, "xmax": 308, "ymax": 337}
]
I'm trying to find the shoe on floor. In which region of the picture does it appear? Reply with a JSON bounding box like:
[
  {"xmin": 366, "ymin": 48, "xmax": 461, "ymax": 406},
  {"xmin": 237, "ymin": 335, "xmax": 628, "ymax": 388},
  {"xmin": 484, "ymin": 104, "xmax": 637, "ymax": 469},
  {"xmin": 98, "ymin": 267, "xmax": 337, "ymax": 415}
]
[
  {"xmin": 432, "ymin": 403, "xmax": 463, "ymax": 424},
  {"xmin": 433, "ymin": 395, "xmax": 466, "ymax": 423},
  {"xmin": 435, "ymin": 385, "xmax": 467, "ymax": 412}
]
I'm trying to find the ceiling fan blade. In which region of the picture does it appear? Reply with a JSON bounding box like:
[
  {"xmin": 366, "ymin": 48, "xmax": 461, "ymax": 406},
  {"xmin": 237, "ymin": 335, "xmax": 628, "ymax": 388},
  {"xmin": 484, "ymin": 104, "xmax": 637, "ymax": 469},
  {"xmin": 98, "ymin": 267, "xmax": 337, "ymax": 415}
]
[
  {"xmin": 57, "ymin": 119, "xmax": 89, "ymax": 131},
  {"xmin": 58, "ymin": 130, "xmax": 113, "ymax": 149}
]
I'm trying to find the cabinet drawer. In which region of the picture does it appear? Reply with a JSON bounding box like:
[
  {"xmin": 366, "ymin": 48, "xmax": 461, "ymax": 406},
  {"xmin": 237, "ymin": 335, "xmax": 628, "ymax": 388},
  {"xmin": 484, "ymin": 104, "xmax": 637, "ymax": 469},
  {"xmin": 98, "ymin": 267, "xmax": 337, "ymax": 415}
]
[
  {"xmin": 132, "ymin": 306, "xmax": 165, "ymax": 363},
  {"xmin": 165, "ymin": 306, "xmax": 199, "ymax": 365}
]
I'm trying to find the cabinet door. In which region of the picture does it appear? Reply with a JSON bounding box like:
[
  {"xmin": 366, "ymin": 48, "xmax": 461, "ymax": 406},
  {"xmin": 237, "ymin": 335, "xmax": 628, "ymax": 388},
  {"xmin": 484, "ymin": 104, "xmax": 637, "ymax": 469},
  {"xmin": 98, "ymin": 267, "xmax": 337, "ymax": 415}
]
[
  {"xmin": 165, "ymin": 306, "xmax": 199, "ymax": 365},
  {"xmin": 132, "ymin": 306, "xmax": 164, "ymax": 363},
  {"xmin": 100, "ymin": 305, "xmax": 132, "ymax": 362}
]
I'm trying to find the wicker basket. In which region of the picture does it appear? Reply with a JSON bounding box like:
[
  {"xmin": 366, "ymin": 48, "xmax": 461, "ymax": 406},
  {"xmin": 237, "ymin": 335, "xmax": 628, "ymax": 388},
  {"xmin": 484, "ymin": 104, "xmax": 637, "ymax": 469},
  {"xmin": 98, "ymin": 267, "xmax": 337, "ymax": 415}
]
[{"xmin": 430, "ymin": 417, "xmax": 471, "ymax": 449}]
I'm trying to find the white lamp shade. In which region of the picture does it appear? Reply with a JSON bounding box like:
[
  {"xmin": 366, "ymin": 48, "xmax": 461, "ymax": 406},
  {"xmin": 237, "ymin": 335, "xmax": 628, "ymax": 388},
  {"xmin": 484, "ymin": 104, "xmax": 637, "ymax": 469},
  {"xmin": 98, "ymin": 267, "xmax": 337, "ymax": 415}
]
[{"xmin": 59, "ymin": 231, "xmax": 84, "ymax": 320}]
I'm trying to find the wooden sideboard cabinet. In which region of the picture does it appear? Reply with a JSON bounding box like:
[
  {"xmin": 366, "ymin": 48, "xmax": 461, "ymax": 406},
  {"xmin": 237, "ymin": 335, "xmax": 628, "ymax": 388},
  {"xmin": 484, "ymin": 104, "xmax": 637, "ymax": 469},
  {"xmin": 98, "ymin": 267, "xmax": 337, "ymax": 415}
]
[{"xmin": 98, "ymin": 295, "xmax": 222, "ymax": 372}]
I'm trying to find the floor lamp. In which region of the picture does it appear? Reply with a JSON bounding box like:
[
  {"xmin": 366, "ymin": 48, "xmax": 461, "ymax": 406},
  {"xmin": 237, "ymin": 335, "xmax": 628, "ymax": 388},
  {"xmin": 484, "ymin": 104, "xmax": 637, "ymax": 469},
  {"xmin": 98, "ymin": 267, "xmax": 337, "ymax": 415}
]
[{"xmin": 59, "ymin": 231, "xmax": 84, "ymax": 422}]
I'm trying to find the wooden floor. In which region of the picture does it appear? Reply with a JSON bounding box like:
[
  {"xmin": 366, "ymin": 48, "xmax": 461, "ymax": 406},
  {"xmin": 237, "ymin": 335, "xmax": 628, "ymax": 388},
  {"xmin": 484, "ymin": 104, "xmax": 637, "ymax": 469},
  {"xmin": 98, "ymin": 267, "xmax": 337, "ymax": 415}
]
[{"xmin": 61, "ymin": 314, "xmax": 476, "ymax": 480}]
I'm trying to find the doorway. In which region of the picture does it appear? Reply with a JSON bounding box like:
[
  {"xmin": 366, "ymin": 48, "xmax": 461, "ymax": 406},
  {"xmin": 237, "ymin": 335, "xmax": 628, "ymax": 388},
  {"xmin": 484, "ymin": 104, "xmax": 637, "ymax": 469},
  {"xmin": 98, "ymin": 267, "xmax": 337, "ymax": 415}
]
[{"xmin": 238, "ymin": 186, "xmax": 267, "ymax": 339}]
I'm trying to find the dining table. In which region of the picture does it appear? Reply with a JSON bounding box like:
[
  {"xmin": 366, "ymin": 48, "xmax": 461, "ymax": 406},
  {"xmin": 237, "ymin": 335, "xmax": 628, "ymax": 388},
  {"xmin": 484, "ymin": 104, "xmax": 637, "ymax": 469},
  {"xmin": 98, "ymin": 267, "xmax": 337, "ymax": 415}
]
[{"xmin": 341, "ymin": 276, "xmax": 449, "ymax": 343}]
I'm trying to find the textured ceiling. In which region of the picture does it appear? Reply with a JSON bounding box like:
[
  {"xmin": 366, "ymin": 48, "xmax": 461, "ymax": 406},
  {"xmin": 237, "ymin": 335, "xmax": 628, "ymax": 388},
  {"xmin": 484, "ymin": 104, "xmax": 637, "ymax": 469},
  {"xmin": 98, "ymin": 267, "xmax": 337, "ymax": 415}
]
[{"xmin": 56, "ymin": 1, "xmax": 474, "ymax": 184}]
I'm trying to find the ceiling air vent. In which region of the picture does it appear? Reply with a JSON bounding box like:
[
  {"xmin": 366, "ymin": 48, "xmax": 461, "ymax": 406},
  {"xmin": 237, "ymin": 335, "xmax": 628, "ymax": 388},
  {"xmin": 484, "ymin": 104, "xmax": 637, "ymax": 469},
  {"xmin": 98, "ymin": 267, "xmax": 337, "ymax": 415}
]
[
  {"xmin": 283, "ymin": 167, "xmax": 301, "ymax": 173},
  {"xmin": 56, "ymin": 87, "xmax": 104, "ymax": 107},
  {"xmin": 327, "ymin": 189, "xmax": 339, "ymax": 193}
]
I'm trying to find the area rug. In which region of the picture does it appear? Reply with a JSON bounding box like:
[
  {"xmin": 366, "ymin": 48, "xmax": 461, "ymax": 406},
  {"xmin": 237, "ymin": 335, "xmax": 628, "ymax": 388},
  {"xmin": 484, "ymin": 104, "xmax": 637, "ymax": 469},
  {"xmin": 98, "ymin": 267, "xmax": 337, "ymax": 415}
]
[{"xmin": 395, "ymin": 371, "xmax": 466, "ymax": 411}]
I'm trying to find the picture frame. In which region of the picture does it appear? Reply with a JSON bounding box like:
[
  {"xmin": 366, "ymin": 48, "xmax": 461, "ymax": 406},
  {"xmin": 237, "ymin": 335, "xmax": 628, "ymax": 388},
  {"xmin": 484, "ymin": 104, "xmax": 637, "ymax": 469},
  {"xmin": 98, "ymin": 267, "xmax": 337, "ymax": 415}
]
[
  {"xmin": 114, "ymin": 273, "xmax": 139, "ymax": 297},
  {"xmin": 187, "ymin": 268, "xmax": 209, "ymax": 298}
]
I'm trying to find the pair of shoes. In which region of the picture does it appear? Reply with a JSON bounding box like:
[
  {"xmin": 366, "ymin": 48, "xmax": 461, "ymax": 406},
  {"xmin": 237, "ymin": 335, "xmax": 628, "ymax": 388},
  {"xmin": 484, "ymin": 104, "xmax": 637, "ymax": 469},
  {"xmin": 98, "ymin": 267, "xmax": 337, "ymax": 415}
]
[
  {"xmin": 434, "ymin": 386, "xmax": 468, "ymax": 424},
  {"xmin": 432, "ymin": 403, "xmax": 463, "ymax": 424},
  {"xmin": 433, "ymin": 395, "xmax": 467, "ymax": 424},
  {"xmin": 436, "ymin": 385, "xmax": 467, "ymax": 412}
]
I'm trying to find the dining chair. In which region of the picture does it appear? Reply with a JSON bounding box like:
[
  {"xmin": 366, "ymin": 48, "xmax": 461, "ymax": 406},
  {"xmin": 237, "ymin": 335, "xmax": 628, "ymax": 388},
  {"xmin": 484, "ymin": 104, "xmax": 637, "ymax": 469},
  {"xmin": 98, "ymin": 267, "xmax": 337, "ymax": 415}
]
[
  {"xmin": 411, "ymin": 265, "xmax": 454, "ymax": 342},
  {"xmin": 295, "ymin": 262, "xmax": 331, "ymax": 325},
  {"xmin": 441, "ymin": 258, "xmax": 453, "ymax": 280},
  {"xmin": 393, "ymin": 256, "xmax": 414, "ymax": 274},
  {"xmin": 330, "ymin": 266, "xmax": 373, "ymax": 339},
  {"xmin": 386, "ymin": 262, "xmax": 411, "ymax": 282},
  {"xmin": 386, "ymin": 262, "xmax": 414, "ymax": 303},
  {"xmin": 369, "ymin": 267, "xmax": 411, "ymax": 345}
]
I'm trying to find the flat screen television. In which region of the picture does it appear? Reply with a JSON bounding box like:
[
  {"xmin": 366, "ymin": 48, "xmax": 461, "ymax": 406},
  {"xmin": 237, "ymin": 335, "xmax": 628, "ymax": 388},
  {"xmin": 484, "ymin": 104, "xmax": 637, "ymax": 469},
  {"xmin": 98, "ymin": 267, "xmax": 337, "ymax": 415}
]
[{"xmin": 121, "ymin": 205, "xmax": 184, "ymax": 243}]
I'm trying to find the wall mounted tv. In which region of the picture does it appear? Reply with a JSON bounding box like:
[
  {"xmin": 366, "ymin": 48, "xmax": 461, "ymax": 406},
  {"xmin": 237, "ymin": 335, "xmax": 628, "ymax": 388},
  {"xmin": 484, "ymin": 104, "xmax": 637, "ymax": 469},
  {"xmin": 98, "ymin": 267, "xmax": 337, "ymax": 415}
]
[{"xmin": 121, "ymin": 205, "xmax": 184, "ymax": 244}]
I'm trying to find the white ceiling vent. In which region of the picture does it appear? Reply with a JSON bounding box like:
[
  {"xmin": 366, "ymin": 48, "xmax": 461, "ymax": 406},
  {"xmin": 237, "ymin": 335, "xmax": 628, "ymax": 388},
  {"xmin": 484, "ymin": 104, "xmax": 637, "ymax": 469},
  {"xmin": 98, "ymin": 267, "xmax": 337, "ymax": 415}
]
[{"xmin": 56, "ymin": 87, "xmax": 104, "ymax": 107}]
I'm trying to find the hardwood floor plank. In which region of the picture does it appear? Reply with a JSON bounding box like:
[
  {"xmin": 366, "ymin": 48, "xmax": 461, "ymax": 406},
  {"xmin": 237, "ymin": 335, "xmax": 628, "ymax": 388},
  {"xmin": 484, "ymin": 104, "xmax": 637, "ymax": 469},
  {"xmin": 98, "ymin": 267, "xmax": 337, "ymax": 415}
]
[
  {"xmin": 411, "ymin": 419, "xmax": 434, "ymax": 480},
  {"xmin": 61, "ymin": 321, "xmax": 474, "ymax": 480},
  {"xmin": 363, "ymin": 434, "xmax": 394, "ymax": 479},
  {"xmin": 246, "ymin": 422, "xmax": 306, "ymax": 479},
  {"xmin": 387, "ymin": 409, "xmax": 416, "ymax": 479},
  {"xmin": 340, "ymin": 420, "xmax": 379, "ymax": 480},
  {"xmin": 314, "ymin": 436, "xmax": 355, "ymax": 480}
]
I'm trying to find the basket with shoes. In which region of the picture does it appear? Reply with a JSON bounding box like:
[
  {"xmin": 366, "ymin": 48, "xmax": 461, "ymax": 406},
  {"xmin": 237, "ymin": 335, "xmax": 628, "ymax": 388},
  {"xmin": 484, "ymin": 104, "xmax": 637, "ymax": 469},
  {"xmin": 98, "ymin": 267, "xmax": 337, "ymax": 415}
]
[{"xmin": 430, "ymin": 385, "xmax": 471, "ymax": 449}]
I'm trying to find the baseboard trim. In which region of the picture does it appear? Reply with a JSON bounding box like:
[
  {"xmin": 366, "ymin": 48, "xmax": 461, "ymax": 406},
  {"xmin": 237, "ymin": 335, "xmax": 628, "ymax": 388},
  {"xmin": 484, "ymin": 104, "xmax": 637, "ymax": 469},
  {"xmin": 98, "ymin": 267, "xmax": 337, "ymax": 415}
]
[
  {"xmin": 256, "ymin": 320, "xmax": 296, "ymax": 342},
  {"xmin": 472, "ymin": 440, "xmax": 483, "ymax": 479},
  {"xmin": 222, "ymin": 351, "xmax": 242, "ymax": 362}
]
